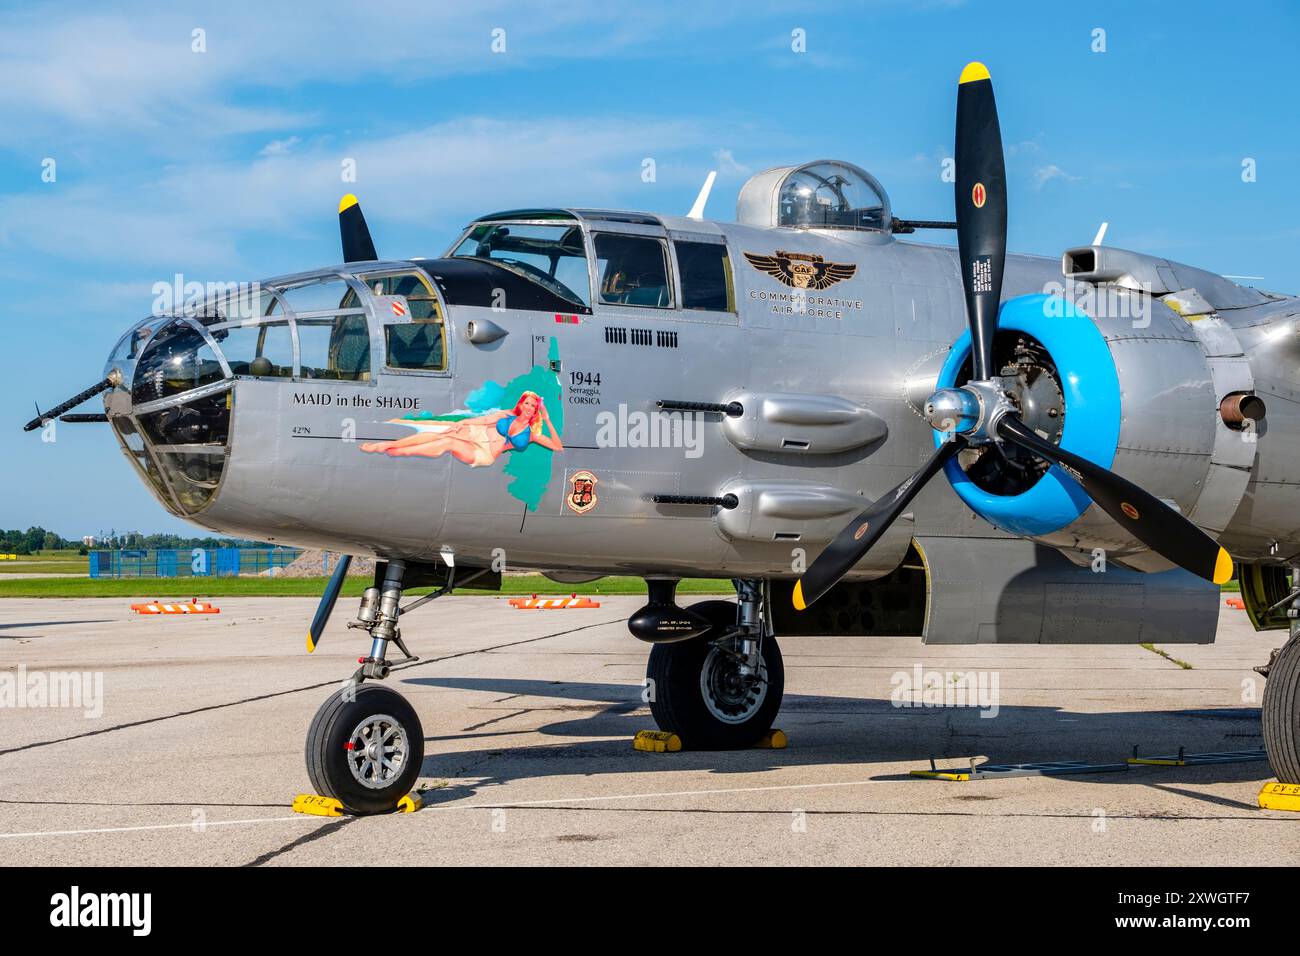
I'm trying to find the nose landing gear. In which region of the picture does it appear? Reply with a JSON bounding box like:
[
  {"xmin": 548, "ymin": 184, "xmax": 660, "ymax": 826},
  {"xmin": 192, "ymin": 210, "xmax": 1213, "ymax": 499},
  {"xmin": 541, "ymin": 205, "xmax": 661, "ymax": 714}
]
[{"xmin": 304, "ymin": 559, "xmax": 463, "ymax": 814}]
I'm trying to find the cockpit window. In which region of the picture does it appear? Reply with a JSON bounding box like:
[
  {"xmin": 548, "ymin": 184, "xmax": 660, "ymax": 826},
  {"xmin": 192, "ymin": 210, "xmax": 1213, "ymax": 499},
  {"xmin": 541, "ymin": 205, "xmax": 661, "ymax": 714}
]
[
  {"xmin": 277, "ymin": 277, "xmax": 370, "ymax": 381},
  {"xmin": 279, "ymin": 278, "xmax": 351, "ymax": 313},
  {"xmin": 297, "ymin": 316, "xmax": 370, "ymax": 381},
  {"xmin": 594, "ymin": 234, "xmax": 673, "ymax": 308},
  {"xmin": 451, "ymin": 222, "xmax": 590, "ymax": 307},
  {"xmin": 211, "ymin": 322, "xmax": 294, "ymax": 378},
  {"xmin": 360, "ymin": 271, "xmax": 448, "ymax": 373}
]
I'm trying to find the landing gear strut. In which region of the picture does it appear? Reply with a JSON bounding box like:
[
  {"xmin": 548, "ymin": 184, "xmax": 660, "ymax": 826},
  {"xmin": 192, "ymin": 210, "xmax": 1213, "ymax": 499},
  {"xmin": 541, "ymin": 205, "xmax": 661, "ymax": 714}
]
[
  {"xmin": 641, "ymin": 579, "xmax": 785, "ymax": 750},
  {"xmin": 304, "ymin": 559, "xmax": 435, "ymax": 813}
]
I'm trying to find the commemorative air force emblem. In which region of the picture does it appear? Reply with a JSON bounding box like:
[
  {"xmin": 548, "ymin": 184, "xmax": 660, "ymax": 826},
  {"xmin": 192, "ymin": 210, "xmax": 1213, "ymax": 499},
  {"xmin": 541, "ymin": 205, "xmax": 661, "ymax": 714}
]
[{"xmin": 743, "ymin": 250, "xmax": 857, "ymax": 290}]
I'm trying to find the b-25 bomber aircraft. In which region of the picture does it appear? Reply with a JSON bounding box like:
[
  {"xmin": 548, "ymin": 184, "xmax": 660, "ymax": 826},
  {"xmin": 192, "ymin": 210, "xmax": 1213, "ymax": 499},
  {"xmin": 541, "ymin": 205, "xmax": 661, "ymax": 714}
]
[{"xmin": 26, "ymin": 63, "xmax": 1300, "ymax": 813}]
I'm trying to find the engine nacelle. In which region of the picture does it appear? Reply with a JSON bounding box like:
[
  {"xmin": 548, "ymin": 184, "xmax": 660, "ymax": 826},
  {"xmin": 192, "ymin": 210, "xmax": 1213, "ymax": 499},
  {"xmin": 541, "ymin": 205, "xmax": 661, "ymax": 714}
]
[{"xmin": 934, "ymin": 292, "xmax": 1236, "ymax": 571}]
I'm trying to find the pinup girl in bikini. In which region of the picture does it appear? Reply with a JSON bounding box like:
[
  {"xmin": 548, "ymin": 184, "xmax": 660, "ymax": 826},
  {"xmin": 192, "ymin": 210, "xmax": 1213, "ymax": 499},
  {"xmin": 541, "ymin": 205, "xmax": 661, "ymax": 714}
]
[{"xmin": 359, "ymin": 390, "xmax": 562, "ymax": 466}]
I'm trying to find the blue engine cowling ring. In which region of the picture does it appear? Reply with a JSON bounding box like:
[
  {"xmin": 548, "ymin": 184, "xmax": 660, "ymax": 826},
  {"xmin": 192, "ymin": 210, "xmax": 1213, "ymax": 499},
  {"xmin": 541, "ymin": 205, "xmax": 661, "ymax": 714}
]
[{"xmin": 931, "ymin": 293, "xmax": 1121, "ymax": 537}]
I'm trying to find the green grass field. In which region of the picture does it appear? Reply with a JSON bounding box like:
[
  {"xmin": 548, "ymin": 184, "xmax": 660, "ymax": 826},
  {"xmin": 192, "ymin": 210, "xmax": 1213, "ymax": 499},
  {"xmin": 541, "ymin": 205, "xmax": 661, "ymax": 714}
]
[
  {"xmin": 0, "ymin": 573, "xmax": 732, "ymax": 599},
  {"xmin": 0, "ymin": 549, "xmax": 90, "ymax": 574}
]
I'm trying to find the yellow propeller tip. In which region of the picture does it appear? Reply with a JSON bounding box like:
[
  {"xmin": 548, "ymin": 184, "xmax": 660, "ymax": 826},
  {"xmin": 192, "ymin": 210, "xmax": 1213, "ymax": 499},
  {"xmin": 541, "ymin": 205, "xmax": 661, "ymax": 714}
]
[
  {"xmin": 338, "ymin": 193, "xmax": 359, "ymax": 213},
  {"xmin": 792, "ymin": 580, "xmax": 806, "ymax": 611},
  {"xmin": 959, "ymin": 61, "xmax": 991, "ymax": 84},
  {"xmin": 1213, "ymin": 548, "xmax": 1234, "ymax": 586},
  {"xmin": 306, "ymin": 632, "xmax": 317, "ymax": 653}
]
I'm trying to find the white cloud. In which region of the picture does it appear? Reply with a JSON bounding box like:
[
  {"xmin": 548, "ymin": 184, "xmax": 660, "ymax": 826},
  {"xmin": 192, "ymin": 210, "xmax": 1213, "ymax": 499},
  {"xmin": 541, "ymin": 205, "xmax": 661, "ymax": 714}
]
[
  {"xmin": 1005, "ymin": 138, "xmax": 1043, "ymax": 158},
  {"xmin": 259, "ymin": 137, "xmax": 302, "ymax": 157},
  {"xmin": 1033, "ymin": 164, "xmax": 1081, "ymax": 189},
  {"xmin": 0, "ymin": 115, "xmax": 725, "ymax": 274},
  {"xmin": 0, "ymin": 1, "xmax": 764, "ymax": 150},
  {"xmin": 713, "ymin": 148, "xmax": 750, "ymax": 177}
]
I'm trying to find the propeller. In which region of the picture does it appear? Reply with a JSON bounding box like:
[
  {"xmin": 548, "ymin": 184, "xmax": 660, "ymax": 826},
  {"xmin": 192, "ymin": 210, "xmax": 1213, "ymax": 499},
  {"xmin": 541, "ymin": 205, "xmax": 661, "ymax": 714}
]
[
  {"xmin": 793, "ymin": 436, "xmax": 965, "ymax": 611},
  {"xmin": 794, "ymin": 61, "xmax": 1232, "ymax": 611},
  {"xmin": 953, "ymin": 61, "xmax": 1006, "ymax": 383},
  {"xmin": 307, "ymin": 554, "xmax": 352, "ymax": 653},
  {"xmin": 338, "ymin": 194, "xmax": 378, "ymax": 263}
]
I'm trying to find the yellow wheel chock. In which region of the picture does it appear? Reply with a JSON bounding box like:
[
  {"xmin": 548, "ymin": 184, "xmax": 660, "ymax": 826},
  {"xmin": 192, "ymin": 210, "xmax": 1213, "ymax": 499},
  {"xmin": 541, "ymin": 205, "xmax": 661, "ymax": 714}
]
[
  {"xmin": 633, "ymin": 730, "xmax": 682, "ymax": 753},
  {"xmin": 1258, "ymin": 782, "xmax": 1300, "ymax": 812},
  {"xmin": 291, "ymin": 791, "xmax": 424, "ymax": 816},
  {"xmin": 632, "ymin": 728, "xmax": 788, "ymax": 752}
]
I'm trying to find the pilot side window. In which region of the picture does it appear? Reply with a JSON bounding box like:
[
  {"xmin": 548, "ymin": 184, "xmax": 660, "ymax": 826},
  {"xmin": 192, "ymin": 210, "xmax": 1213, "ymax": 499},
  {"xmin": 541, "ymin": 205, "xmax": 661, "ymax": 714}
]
[
  {"xmin": 594, "ymin": 234, "xmax": 672, "ymax": 308},
  {"xmin": 674, "ymin": 240, "xmax": 734, "ymax": 312},
  {"xmin": 365, "ymin": 271, "xmax": 448, "ymax": 373}
]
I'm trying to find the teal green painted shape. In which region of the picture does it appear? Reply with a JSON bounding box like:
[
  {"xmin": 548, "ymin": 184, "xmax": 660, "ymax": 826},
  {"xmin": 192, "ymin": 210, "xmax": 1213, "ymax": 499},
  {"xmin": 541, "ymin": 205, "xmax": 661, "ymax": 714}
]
[
  {"xmin": 466, "ymin": 380, "xmax": 506, "ymax": 413},
  {"xmin": 502, "ymin": 337, "xmax": 564, "ymax": 511},
  {"xmin": 425, "ymin": 338, "xmax": 564, "ymax": 511},
  {"xmin": 402, "ymin": 409, "xmax": 467, "ymax": 422}
]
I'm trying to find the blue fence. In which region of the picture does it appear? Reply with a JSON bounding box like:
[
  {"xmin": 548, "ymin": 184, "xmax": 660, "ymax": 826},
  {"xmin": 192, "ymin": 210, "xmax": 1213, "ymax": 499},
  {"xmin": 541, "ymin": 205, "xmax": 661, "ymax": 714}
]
[{"xmin": 89, "ymin": 548, "xmax": 303, "ymax": 578}]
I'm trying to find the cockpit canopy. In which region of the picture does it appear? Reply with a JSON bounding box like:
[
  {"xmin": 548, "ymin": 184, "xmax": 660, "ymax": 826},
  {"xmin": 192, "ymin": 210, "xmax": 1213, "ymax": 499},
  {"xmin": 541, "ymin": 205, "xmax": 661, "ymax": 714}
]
[
  {"xmin": 103, "ymin": 263, "xmax": 448, "ymax": 517},
  {"xmin": 737, "ymin": 160, "xmax": 892, "ymax": 233}
]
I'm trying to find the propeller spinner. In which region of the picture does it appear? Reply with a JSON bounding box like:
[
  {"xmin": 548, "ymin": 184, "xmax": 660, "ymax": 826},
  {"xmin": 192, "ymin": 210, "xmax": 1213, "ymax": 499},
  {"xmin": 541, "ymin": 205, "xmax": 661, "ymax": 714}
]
[{"xmin": 793, "ymin": 62, "xmax": 1232, "ymax": 611}]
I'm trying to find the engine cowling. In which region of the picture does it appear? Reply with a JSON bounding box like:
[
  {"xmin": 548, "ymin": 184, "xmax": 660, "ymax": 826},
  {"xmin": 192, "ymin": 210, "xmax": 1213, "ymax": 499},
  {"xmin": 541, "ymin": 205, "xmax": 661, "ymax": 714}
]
[{"xmin": 933, "ymin": 291, "xmax": 1221, "ymax": 569}]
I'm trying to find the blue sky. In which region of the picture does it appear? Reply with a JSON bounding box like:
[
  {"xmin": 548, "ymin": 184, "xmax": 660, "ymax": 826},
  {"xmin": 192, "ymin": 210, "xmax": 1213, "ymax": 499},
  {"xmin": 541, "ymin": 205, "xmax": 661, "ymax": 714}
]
[{"xmin": 2, "ymin": 0, "xmax": 1297, "ymax": 538}]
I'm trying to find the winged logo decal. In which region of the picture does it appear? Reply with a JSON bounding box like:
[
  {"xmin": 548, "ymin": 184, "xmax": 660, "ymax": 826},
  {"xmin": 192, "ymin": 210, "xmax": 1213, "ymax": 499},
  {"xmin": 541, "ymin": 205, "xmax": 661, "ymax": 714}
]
[{"xmin": 743, "ymin": 250, "xmax": 858, "ymax": 290}]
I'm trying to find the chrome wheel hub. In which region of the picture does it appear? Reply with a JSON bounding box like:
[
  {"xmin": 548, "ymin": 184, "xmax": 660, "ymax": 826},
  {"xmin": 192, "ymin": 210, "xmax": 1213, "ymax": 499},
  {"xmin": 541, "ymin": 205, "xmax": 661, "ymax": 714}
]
[
  {"xmin": 346, "ymin": 713, "xmax": 409, "ymax": 789},
  {"xmin": 699, "ymin": 645, "xmax": 768, "ymax": 724}
]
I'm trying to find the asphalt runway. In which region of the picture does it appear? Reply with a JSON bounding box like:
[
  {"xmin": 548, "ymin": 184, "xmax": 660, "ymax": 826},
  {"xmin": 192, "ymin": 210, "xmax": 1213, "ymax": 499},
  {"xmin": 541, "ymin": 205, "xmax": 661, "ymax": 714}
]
[{"xmin": 1, "ymin": 595, "xmax": 1295, "ymax": 866}]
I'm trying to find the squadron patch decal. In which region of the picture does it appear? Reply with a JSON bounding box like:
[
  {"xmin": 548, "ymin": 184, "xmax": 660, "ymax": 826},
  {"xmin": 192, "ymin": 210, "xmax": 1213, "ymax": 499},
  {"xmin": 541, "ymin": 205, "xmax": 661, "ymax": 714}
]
[
  {"xmin": 743, "ymin": 250, "xmax": 857, "ymax": 290},
  {"xmin": 567, "ymin": 470, "xmax": 599, "ymax": 514}
]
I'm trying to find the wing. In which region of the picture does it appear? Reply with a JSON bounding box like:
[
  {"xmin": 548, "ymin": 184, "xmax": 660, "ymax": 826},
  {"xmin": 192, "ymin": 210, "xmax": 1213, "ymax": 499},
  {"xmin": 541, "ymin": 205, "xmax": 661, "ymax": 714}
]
[
  {"xmin": 744, "ymin": 252, "xmax": 794, "ymax": 285},
  {"xmin": 809, "ymin": 261, "xmax": 857, "ymax": 290}
]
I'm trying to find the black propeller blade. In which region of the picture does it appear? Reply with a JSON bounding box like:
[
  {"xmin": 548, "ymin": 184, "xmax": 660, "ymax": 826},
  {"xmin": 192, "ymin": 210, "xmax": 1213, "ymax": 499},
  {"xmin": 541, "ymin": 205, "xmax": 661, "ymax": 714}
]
[
  {"xmin": 794, "ymin": 437, "xmax": 966, "ymax": 611},
  {"xmin": 996, "ymin": 416, "xmax": 1233, "ymax": 584},
  {"xmin": 307, "ymin": 554, "xmax": 352, "ymax": 653},
  {"xmin": 954, "ymin": 61, "xmax": 1007, "ymax": 382},
  {"xmin": 338, "ymin": 194, "xmax": 378, "ymax": 263}
]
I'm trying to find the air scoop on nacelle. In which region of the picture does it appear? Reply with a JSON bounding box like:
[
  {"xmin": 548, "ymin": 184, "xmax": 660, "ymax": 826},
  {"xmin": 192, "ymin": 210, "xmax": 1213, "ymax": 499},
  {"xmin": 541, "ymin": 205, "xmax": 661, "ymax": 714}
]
[{"xmin": 721, "ymin": 392, "xmax": 887, "ymax": 454}]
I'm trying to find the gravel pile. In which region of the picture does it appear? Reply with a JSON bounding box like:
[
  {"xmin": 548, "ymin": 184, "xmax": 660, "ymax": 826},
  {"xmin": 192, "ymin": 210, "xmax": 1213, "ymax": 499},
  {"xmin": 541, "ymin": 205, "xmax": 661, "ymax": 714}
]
[{"xmin": 270, "ymin": 549, "xmax": 377, "ymax": 578}]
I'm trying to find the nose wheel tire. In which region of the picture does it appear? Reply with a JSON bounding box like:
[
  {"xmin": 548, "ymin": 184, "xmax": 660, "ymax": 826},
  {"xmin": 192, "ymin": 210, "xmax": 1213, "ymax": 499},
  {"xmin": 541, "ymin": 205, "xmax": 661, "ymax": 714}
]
[
  {"xmin": 305, "ymin": 683, "xmax": 424, "ymax": 815},
  {"xmin": 646, "ymin": 600, "xmax": 785, "ymax": 750},
  {"xmin": 1263, "ymin": 635, "xmax": 1300, "ymax": 784}
]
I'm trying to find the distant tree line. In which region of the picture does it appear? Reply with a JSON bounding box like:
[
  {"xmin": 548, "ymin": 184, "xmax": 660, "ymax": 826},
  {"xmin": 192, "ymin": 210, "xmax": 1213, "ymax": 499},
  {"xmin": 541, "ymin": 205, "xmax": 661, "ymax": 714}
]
[{"xmin": 0, "ymin": 527, "xmax": 275, "ymax": 555}]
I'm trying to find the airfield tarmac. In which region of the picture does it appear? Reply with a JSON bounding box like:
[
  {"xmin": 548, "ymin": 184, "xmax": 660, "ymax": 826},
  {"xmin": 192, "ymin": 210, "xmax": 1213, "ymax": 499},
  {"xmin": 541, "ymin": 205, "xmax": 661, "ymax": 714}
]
[{"xmin": 0, "ymin": 595, "xmax": 1295, "ymax": 866}]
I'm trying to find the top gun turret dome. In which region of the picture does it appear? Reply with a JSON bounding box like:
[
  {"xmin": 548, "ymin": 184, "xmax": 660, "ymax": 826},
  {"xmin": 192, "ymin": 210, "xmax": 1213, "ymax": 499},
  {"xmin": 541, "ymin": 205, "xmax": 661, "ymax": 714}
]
[{"xmin": 737, "ymin": 160, "xmax": 891, "ymax": 233}]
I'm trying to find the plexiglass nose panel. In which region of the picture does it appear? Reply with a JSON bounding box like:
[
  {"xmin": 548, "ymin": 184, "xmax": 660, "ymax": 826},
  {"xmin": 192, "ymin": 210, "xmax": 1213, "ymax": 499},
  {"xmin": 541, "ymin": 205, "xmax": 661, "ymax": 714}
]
[
  {"xmin": 131, "ymin": 319, "xmax": 227, "ymax": 404},
  {"xmin": 112, "ymin": 316, "xmax": 233, "ymax": 516}
]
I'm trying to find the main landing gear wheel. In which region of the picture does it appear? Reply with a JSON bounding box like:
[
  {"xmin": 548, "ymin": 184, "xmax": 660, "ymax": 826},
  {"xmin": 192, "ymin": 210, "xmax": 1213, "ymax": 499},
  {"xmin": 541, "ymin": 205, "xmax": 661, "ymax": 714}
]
[
  {"xmin": 1262, "ymin": 635, "xmax": 1300, "ymax": 784},
  {"xmin": 306, "ymin": 683, "xmax": 424, "ymax": 814},
  {"xmin": 646, "ymin": 600, "xmax": 785, "ymax": 750}
]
